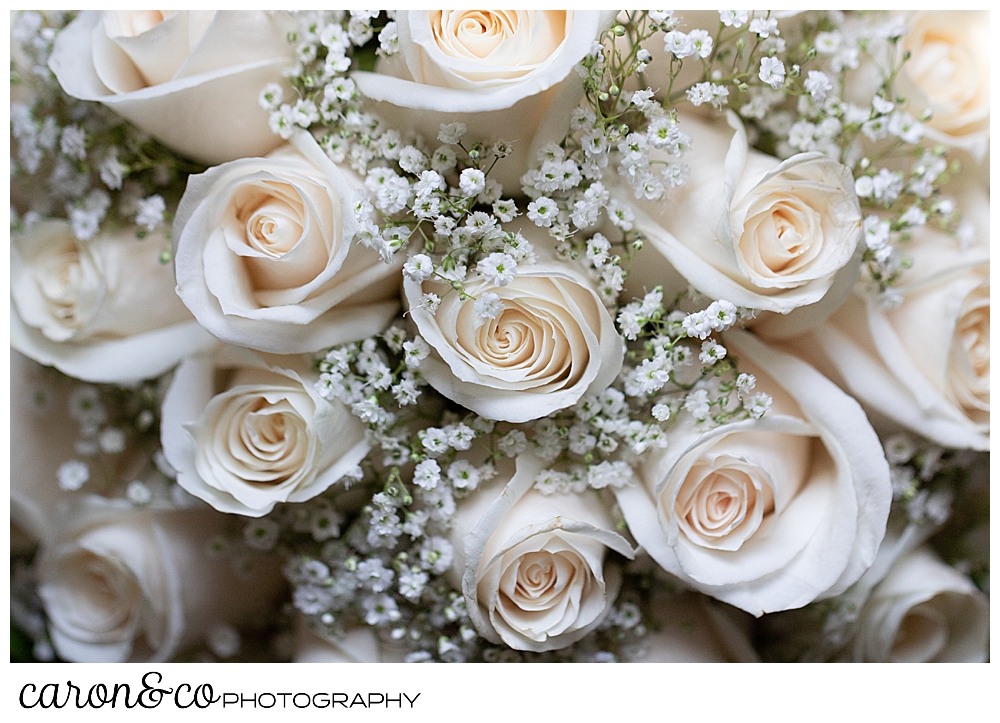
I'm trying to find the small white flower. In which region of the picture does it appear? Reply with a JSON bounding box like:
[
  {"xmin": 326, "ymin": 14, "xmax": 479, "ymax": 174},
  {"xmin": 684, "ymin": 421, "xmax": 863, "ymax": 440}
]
[
  {"xmin": 720, "ymin": 10, "xmax": 749, "ymax": 28},
  {"xmin": 759, "ymin": 57, "xmax": 785, "ymax": 89},
  {"xmin": 476, "ymin": 252, "xmax": 517, "ymax": 287},
  {"xmin": 699, "ymin": 340, "xmax": 727, "ymax": 365},
  {"xmin": 57, "ymin": 460, "xmax": 89, "ymax": 491},
  {"xmin": 688, "ymin": 29, "xmax": 713, "ymax": 58},
  {"xmin": 706, "ymin": 300, "xmax": 738, "ymax": 331},
  {"xmin": 244, "ymin": 518, "xmax": 280, "ymax": 550},
  {"xmin": 458, "ymin": 168, "xmax": 486, "ymax": 197},
  {"xmin": 651, "ymin": 403, "xmax": 672, "ymax": 422},
  {"xmin": 135, "ymin": 195, "xmax": 166, "ymax": 231},
  {"xmin": 663, "ymin": 30, "xmax": 693, "ymax": 59},
  {"xmin": 749, "ymin": 16, "xmax": 779, "ymax": 38},
  {"xmin": 804, "ymin": 71, "xmax": 833, "ymax": 103},
  {"xmin": 492, "ymin": 198, "xmax": 518, "ymax": 222},
  {"xmin": 871, "ymin": 95, "xmax": 894, "ymax": 115},
  {"xmin": 403, "ymin": 254, "xmax": 435, "ymax": 283},
  {"xmin": 526, "ymin": 196, "xmax": 557, "ymax": 227},
  {"xmin": 474, "ymin": 292, "xmax": 503, "ymax": 326},
  {"xmin": 438, "ymin": 122, "xmax": 467, "ymax": 145},
  {"xmin": 447, "ymin": 460, "xmax": 481, "ymax": 491}
]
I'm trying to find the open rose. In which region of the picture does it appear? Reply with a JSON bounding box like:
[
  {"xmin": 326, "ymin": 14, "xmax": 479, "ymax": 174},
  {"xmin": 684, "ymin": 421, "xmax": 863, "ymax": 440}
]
[
  {"xmin": 11, "ymin": 220, "xmax": 214, "ymax": 383},
  {"xmin": 173, "ymin": 130, "xmax": 401, "ymax": 354},
  {"xmin": 36, "ymin": 496, "xmax": 284, "ymax": 663},
  {"xmin": 792, "ymin": 186, "xmax": 989, "ymax": 451},
  {"xmin": 404, "ymin": 251, "xmax": 623, "ymax": 423},
  {"xmin": 623, "ymin": 111, "xmax": 862, "ymax": 335},
  {"xmin": 897, "ymin": 11, "xmax": 989, "ymax": 162},
  {"xmin": 450, "ymin": 452, "xmax": 635, "ymax": 652},
  {"xmin": 161, "ymin": 347, "xmax": 369, "ymax": 517},
  {"xmin": 615, "ymin": 330, "xmax": 891, "ymax": 616},
  {"xmin": 352, "ymin": 11, "xmax": 615, "ymax": 192},
  {"xmin": 852, "ymin": 547, "xmax": 988, "ymax": 662},
  {"xmin": 48, "ymin": 11, "xmax": 296, "ymax": 165}
]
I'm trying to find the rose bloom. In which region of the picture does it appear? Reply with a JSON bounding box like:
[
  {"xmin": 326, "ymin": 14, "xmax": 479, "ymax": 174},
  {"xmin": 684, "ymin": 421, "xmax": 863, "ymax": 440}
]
[
  {"xmin": 36, "ymin": 496, "xmax": 284, "ymax": 663},
  {"xmin": 449, "ymin": 452, "xmax": 635, "ymax": 652},
  {"xmin": 161, "ymin": 348, "xmax": 368, "ymax": 517},
  {"xmin": 792, "ymin": 185, "xmax": 989, "ymax": 451},
  {"xmin": 404, "ymin": 251, "xmax": 623, "ymax": 424},
  {"xmin": 615, "ymin": 330, "xmax": 891, "ymax": 616},
  {"xmin": 11, "ymin": 220, "xmax": 214, "ymax": 383},
  {"xmin": 897, "ymin": 11, "xmax": 989, "ymax": 162},
  {"xmin": 173, "ymin": 131, "xmax": 401, "ymax": 354},
  {"xmin": 624, "ymin": 112, "xmax": 862, "ymax": 335},
  {"xmin": 48, "ymin": 11, "xmax": 296, "ymax": 165},
  {"xmin": 851, "ymin": 547, "xmax": 988, "ymax": 662},
  {"xmin": 352, "ymin": 10, "xmax": 614, "ymax": 192}
]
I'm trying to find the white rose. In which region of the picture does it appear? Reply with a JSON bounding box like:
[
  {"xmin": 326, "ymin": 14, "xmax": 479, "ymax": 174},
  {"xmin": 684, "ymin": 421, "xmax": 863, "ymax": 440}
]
[
  {"xmin": 623, "ymin": 111, "xmax": 862, "ymax": 334},
  {"xmin": 638, "ymin": 589, "xmax": 759, "ymax": 662},
  {"xmin": 173, "ymin": 131, "xmax": 401, "ymax": 354},
  {"xmin": 36, "ymin": 496, "xmax": 285, "ymax": 663},
  {"xmin": 161, "ymin": 347, "xmax": 369, "ymax": 517},
  {"xmin": 853, "ymin": 547, "xmax": 988, "ymax": 662},
  {"xmin": 796, "ymin": 187, "xmax": 989, "ymax": 451},
  {"xmin": 11, "ymin": 220, "xmax": 214, "ymax": 383},
  {"xmin": 352, "ymin": 10, "xmax": 615, "ymax": 192},
  {"xmin": 450, "ymin": 452, "xmax": 636, "ymax": 652},
  {"xmin": 403, "ymin": 252, "xmax": 623, "ymax": 423},
  {"xmin": 615, "ymin": 330, "xmax": 891, "ymax": 616},
  {"xmin": 48, "ymin": 11, "xmax": 296, "ymax": 165},
  {"xmin": 897, "ymin": 12, "xmax": 990, "ymax": 162}
]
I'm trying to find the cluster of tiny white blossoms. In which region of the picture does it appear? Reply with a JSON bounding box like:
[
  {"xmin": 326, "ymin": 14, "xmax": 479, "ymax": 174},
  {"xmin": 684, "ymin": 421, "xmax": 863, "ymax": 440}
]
[{"xmin": 10, "ymin": 11, "xmax": 194, "ymax": 251}]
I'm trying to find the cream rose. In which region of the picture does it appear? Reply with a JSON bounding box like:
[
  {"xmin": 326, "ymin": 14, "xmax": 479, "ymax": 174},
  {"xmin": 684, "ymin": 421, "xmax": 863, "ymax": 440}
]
[
  {"xmin": 795, "ymin": 187, "xmax": 989, "ymax": 451},
  {"xmin": 624, "ymin": 111, "xmax": 863, "ymax": 335},
  {"xmin": 852, "ymin": 547, "xmax": 988, "ymax": 662},
  {"xmin": 161, "ymin": 347, "xmax": 368, "ymax": 517},
  {"xmin": 404, "ymin": 252, "xmax": 623, "ymax": 423},
  {"xmin": 897, "ymin": 12, "xmax": 989, "ymax": 161},
  {"xmin": 449, "ymin": 452, "xmax": 635, "ymax": 652},
  {"xmin": 353, "ymin": 10, "xmax": 615, "ymax": 192},
  {"xmin": 11, "ymin": 220, "xmax": 214, "ymax": 383},
  {"xmin": 615, "ymin": 330, "xmax": 891, "ymax": 616},
  {"xmin": 173, "ymin": 130, "xmax": 401, "ymax": 354},
  {"xmin": 36, "ymin": 496, "xmax": 284, "ymax": 663},
  {"xmin": 48, "ymin": 11, "xmax": 296, "ymax": 165}
]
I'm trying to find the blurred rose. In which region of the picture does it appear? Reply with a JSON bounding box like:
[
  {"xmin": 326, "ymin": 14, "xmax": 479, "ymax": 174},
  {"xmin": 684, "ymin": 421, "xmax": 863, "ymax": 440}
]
[
  {"xmin": 853, "ymin": 547, "xmax": 988, "ymax": 662},
  {"xmin": 449, "ymin": 452, "xmax": 635, "ymax": 652},
  {"xmin": 292, "ymin": 616, "xmax": 386, "ymax": 663},
  {"xmin": 404, "ymin": 245, "xmax": 623, "ymax": 423},
  {"xmin": 48, "ymin": 11, "xmax": 296, "ymax": 165},
  {"xmin": 173, "ymin": 131, "xmax": 401, "ymax": 354},
  {"xmin": 639, "ymin": 588, "xmax": 759, "ymax": 662},
  {"xmin": 11, "ymin": 220, "xmax": 214, "ymax": 383},
  {"xmin": 161, "ymin": 347, "xmax": 368, "ymax": 517},
  {"xmin": 898, "ymin": 11, "xmax": 989, "ymax": 161},
  {"xmin": 353, "ymin": 10, "xmax": 615, "ymax": 192},
  {"xmin": 792, "ymin": 186, "xmax": 989, "ymax": 451},
  {"xmin": 37, "ymin": 496, "xmax": 284, "ymax": 663},
  {"xmin": 623, "ymin": 111, "xmax": 862, "ymax": 335},
  {"xmin": 616, "ymin": 330, "xmax": 891, "ymax": 616}
]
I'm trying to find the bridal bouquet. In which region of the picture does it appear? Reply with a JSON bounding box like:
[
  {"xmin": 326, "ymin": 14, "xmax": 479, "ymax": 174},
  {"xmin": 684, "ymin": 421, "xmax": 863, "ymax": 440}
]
[{"xmin": 10, "ymin": 10, "xmax": 989, "ymax": 665}]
